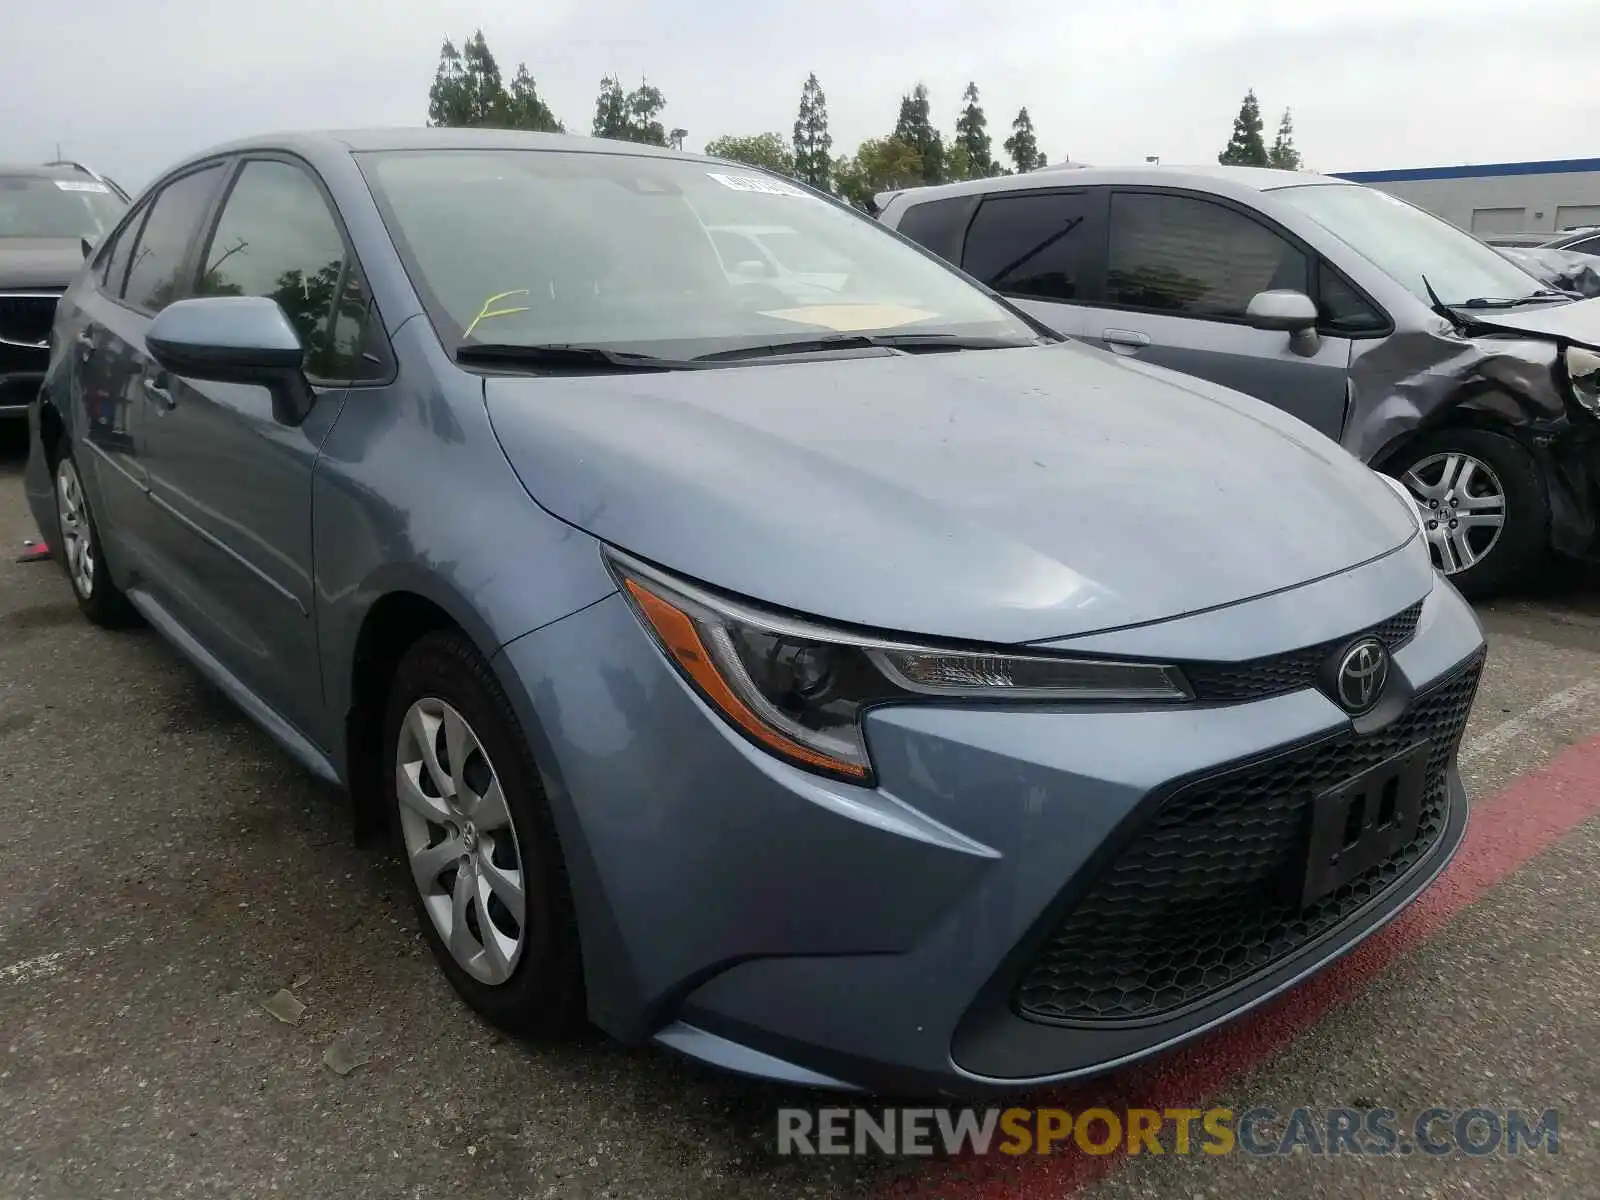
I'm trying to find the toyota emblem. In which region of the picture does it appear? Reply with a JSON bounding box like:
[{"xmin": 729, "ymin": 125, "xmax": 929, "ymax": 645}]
[{"xmin": 1334, "ymin": 638, "xmax": 1389, "ymax": 714}]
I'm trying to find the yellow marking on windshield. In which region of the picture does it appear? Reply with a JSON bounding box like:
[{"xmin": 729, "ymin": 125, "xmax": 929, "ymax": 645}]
[
  {"xmin": 463, "ymin": 289, "xmax": 533, "ymax": 338},
  {"xmin": 758, "ymin": 304, "xmax": 938, "ymax": 332}
]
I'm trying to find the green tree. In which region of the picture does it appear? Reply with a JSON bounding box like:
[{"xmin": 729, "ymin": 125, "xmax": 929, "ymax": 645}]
[
  {"xmin": 893, "ymin": 84, "xmax": 945, "ymax": 185},
  {"xmin": 1218, "ymin": 89, "xmax": 1269, "ymax": 166},
  {"xmin": 833, "ymin": 137, "xmax": 923, "ymax": 210},
  {"xmin": 593, "ymin": 75, "xmax": 668, "ymax": 145},
  {"xmin": 953, "ymin": 82, "xmax": 995, "ymax": 179},
  {"xmin": 705, "ymin": 132, "xmax": 796, "ymax": 175},
  {"xmin": 793, "ymin": 73, "xmax": 833, "ymax": 191},
  {"xmin": 504, "ymin": 63, "xmax": 563, "ymax": 132},
  {"xmin": 459, "ymin": 31, "xmax": 505, "ymax": 126},
  {"xmin": 426, "ymin": 39, "xmax": 472, "ymax": 127},
  {"xmin": 1267, "ymin": 107, "xmax": 1301, "ymax": 170},
  {"xmin": 1003, "ymin": 107, "xmax": 1044, "ymax": 173}
]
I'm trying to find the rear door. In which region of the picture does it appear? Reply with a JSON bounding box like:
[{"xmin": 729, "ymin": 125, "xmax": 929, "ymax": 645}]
[
  {"xmin": 1083, "ymin": 189, "xmax": 1355, "ymax": 441},
  {"xmin": 136, "ymin": 155, "xmax": 386, "ymax": 742},
  {"xmin": 73, "ymin": 164, "xmax": 231, "ymax": 580},
  {"xmin": 956, "ymin": 188, "xmax": 1102, "ymax": 337}
]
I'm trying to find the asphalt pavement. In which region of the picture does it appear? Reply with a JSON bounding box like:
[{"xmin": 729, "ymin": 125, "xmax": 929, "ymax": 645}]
[{"xmin": 2, "ymin": 419, "xmax": 1597, "ymax": 1200}]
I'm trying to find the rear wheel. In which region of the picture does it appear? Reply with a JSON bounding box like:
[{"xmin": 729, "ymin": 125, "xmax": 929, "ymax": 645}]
[
  {"xmin": 382, "ymin": 630, "xmax": 584, "ymax": 1036},
  {"xmin": 53, "ymin": 449, "xmax": 136, "ymax": 628},
  {"xmin": 1389, "ymin": 428, "xmax": 1547, "ymax": 599}
]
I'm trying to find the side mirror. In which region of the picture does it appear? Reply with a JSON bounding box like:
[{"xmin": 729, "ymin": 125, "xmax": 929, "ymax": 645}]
[
  {"xmin": 146, "ymin": 295, "xmax": 313, "ymax": 426},
  {"xmin": 1244, "ymin": 289, "xmax": 1319, "ymax": 333}
]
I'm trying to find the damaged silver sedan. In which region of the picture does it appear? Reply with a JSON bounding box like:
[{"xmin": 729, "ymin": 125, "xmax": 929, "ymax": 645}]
[{"xmin": 877, "ymin": 165, "xmax": 1600, "ymax": 597}]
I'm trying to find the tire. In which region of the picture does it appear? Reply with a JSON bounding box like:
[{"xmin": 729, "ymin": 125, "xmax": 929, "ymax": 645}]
[
  {"xmin": 382, "ymin": 629, "xmax": 584, "ymax": 1037},
  {"xmin": 1387, "ymin": 427, "xmax": 1548, "ymax": 600},
  {"xmin": 52, "ymin": 446, "xmax": 137, "ymax": 628}
]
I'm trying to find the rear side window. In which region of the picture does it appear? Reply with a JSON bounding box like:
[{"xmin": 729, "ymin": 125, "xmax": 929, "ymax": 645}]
[
  {"xmin": 122, "ymin": 165, "xmax": 226, "ymax": 313},
  {"xmin": 196, "ymin": 159, "xmax": 379, "ymax": 382},
  {"xmin": 1567, "ymin": 234, "xmax": 1600, "ymax": 257},
  {"xmin": 1107, "ymin": 192, "xmax": 1308, "ymax": 319},
  {"xmin": 893, "ymin": 196, "xmax": 972, "ymax": 262},
  {"xmin": 962, "ymin": 191, "xmax": 1093, "ymax": 301}
]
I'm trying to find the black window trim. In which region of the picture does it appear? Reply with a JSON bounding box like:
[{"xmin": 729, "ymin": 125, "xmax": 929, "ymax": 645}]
[
  {"xmin": 94, "ymin": 194, "xmax": 152, "ymax": 296},
  {"xmin": 961, "ymin": 186, "xmax": 1110, "ymax": 306},
  {"xmin": 105, "ymin": 156, "xmax": 234, "ymax": 319},
  {"xmin": 1098, "ymin": 185, "xmax": 1396, "ymax": 340},
  {"xmin": 192, "ymin": 150, "xmax": 395, "ymax": 390}
]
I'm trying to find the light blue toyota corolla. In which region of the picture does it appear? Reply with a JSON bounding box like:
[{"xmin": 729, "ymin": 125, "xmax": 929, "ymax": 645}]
[{"xmin": 26, "ymin": 129, "xmax": 1485, "ymax": 1096}]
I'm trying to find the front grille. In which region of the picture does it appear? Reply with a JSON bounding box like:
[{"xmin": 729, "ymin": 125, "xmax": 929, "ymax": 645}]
[
  {"xmin": 0, "ymin": 293, "xmax": 60, "ymax": 348},
  {"xmin": 1182, "ymin": 600, "xmax": 1424, "ymax": 703},
  {"xmin": 1014, "ymin": 650, "xmax": 1482, "ymax": 1025}
]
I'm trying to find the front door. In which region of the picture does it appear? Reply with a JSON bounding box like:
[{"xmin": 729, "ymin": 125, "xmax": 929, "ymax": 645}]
[
  {"xmin": 1083, "ymin": 189, "xmax": 1354, "ymax": 442},
  {"xmin": 136, "ymin": 156, "xmax": 373, "ymax": 742}
]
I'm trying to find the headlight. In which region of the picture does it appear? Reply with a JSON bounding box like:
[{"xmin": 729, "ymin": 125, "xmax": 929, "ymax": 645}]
[
  {"xmin": 607, "ymin": 550, "xmax": 1191, "ymax": 784},
  {"xmin": 1377, "ymin": 471, "xmax": 1428, "ymax": 539},
  {"xmin": 1565, "ymin": 346, "xmax": 1600, "ymax": 413}
]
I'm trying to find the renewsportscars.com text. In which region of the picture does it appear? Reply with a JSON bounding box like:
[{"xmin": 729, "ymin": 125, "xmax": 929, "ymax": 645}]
[{"xmin": 776, "ymin": 1106, "xmax": 1560, "ymax": 1158}]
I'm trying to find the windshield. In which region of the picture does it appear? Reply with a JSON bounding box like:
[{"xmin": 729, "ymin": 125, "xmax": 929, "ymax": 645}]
[
  {"xmin": 1277, "ymin": 183, "xmax": 1552, "ymax": 307},
  {"xmin": 0, "ymin": 175, "xmax": 126, "ymax": 240},
  {"xmin": 358, "ymin": 149, "xmax": 1035, "ymax": 357}
]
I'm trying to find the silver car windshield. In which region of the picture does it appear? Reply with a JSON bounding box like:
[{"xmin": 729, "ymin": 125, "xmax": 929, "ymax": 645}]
[
  {"xmin": 1278, "ymin": 183, "xmax": 1550, "ymax": 307},
  {"xmin": 0, "ymin": 176, "xmax": 126, "ymax": 240},
  {"xmin": 359, "ymin": 148, "xmax": 1036, "ymax": 355}
]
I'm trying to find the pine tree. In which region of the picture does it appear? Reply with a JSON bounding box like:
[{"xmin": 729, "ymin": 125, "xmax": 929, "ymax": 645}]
[
  {"xmin": 792, "ymin": 73, "xmax": 833, "ymax": 190},
  {"xmin": 953, "ymin": 82, "xmax": 994, "ymax": 179},
  {"xmin": 459, "ymin": 31, "xmax": 504, "ymax": 126},
  {"xmin": 504, "ymin": 64, "xmax": 563, "ymax": 132},
  {"xmin": 426, "ymin": 39, "xmax": 472, "ymax": 127},
  {"xmin": 892, "ymin": 84, "xmax": 945, "ymax": 185},
  {"xmin": 1219, "ymin": 89, "xmax": 1269, "ymax": 166},
  {"xmin": 593, "ymin": 76, "xmax": 668, "ymax": 145},
  {"xmin": 592, "ymin": 76, "xmax": 630, "ymax": 139},
  {"xmin": 1267, "ymin": 108, "xmax": 1301, "ymax": 170},
  {"xmin": 1003, "ymin": 107, "xmax": 1042, "ymax": 173}
]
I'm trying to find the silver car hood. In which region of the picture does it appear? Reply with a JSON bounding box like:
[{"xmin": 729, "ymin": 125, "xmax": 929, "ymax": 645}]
[
  {"xmin": 484, "ymin": 341, "xmax": 1416, "ymax": 644},
  {"xmin": 1454, "ymin": 294, "xmax": 1600, "ymax": 350}
]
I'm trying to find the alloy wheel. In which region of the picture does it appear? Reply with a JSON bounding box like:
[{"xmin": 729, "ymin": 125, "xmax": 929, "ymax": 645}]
[
  {"xmin": 55, "ymin": 458, "xmax": 96, "ymax": 600},
  {"xmin": 395, "ymin": 697, "xmax": 527, "ymax": 985},
  {"xmin": 1400, "ymin": 451, "xmax": 1506, "ymax": 575}
]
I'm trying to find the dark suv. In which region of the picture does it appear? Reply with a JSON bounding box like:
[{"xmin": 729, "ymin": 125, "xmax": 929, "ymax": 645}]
[{"xmin": 1, "ymin": 162, "xmax": 129, "ymax": 418}]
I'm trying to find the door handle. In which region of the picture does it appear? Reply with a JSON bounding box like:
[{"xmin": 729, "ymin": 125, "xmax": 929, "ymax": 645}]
[
  {"xmin": 1102, "ymin": 328, "xmax": 1150, "ymax": 355},
  {"xmin": 142, "ymin": 374, "xmax": 176, "ymax": 410}
]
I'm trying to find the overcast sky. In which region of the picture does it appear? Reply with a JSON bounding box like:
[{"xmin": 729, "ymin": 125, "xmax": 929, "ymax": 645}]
[{"xmin": 3, "ymin": 0, "xmax": 1594, "ymax": 192}]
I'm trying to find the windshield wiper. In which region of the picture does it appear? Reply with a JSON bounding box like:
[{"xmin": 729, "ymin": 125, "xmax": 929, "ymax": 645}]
[
  {"xmin": 1457, "ymin": 291, "xmax": 1568, "ymax": 309},
  {"xmin": 692, "ymin": 332, "xmax": 1043, "ymax": 363},
  {"xmin": 456, "ymin": 342, "xmax": 698, "ymax": 372}
]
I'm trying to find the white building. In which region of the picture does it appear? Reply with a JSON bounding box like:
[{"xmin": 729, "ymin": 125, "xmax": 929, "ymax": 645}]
[{"xmin": 1330, "ymin": 158, "xmax": 1600, "ymax": 237}]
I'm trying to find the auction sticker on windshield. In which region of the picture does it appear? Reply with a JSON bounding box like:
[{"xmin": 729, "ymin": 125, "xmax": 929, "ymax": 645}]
[
  {"xmin": 54, "ymin": 180, "xmax": 111, "ymax": 193},
  {"xmin": 707, "ymin": 172, "xmax": 810, "ymax": 198}
]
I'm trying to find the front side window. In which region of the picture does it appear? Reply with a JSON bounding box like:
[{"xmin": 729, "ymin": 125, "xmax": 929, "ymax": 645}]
[
  {"xmin": 1317, "ymin": 261, "xmax": 1387, "ymax": 333},
  {"xmin": 1276, "ymin": 183, "xmax": 1550, "ymax": 307},
  {"xmin": 0, "ymin": 175, "xmax": 126, "ymax": 241},
  {"xmin": 122, "ymin": 165, "xmax": 226, "ymax": 313},
  {"xmin": 357, "ymin": 149, "xmax": 1036, "ymax": 358},
  {"xmin": 962, "ymin": 192, "xmax": 1093, "ymax": 302},
  {"xmin": 1107, "ymin": 192, "xmax": 1309, "ymax": 319},
  {"xmin": 196, "ymin": 159, "xmax": 373, "ymax": 380}
]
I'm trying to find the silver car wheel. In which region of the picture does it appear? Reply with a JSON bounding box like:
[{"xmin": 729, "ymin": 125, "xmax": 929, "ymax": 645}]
[
  {"xmin": 55, "ymin": 457, "xmax": 96, "ymax": 600},
  {"xmin": 1401, "ymin": 451, "xmax": 1506, "ymax": 575},
  {"xmin": 396, "ymin": 697, "xmax": 526, "ymax": 985}
]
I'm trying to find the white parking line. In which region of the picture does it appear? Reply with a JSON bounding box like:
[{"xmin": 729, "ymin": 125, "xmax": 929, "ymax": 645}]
[{"xmin": 1460, "ymin": 678, "xmax": 1600, "ymax": 770}]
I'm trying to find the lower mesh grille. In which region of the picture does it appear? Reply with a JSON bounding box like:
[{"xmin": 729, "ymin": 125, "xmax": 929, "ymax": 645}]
[{"xmin": 1014, "ymin": 651, "xmax": 1483, "ymax": 1025}]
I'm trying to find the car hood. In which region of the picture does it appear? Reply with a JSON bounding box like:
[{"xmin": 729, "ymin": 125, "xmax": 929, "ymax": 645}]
[
  {"xmin": 483, "ymin": 342, "xmax": 1417, "ymax": 644},
  {"xmin": 0, "ymin": 237, "xmax": 85, "ymax": 289},
  {"xmin": 1454, "ymin": 293, "xmax": 1600, "ymax": 350}
]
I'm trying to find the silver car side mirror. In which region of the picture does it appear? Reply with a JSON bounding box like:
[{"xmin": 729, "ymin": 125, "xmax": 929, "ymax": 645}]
[{"xmin": 1246, "ymin": 289, "xmax": 1321, "ymax": 356}]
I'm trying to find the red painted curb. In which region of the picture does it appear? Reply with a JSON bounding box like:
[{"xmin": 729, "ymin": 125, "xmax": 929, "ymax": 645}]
[{"xmin": 887, "ymin": 730, "xmax": 1600, "ymax": 1199}]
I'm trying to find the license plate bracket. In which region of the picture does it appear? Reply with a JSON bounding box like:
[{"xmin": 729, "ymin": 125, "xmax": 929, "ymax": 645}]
[{"xmin": 1301, "ymin": 741, "xmax": 1431, "ymax": 907}]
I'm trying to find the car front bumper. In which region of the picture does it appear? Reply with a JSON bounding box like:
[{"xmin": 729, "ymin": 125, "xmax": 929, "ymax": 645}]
[{"xmin": 493, "ymin": 538, "xmax": 1484, "ymax": 1097}]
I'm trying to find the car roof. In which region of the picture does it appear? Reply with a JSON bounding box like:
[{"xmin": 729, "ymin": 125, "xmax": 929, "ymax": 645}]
[
  {"xmin": 170, "ymin": 127, "xmax": 726, "ymax": 170},
  {"xmin": 881, "ymin": 162, "xmax": 1349, "ymax": 211}
]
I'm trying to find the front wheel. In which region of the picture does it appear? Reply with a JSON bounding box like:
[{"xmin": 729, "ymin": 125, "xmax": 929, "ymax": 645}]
[
  {"xmin": 1389, "ymin": 428, "xmax": 1548, "ymax": 599},
  {"xmin": 382, "ymin": 630, "xmax": 584, "ymax": 1037},
  {"xmin": 53, "ymin": 448, "xmax": 136, "ymax": 628}
]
